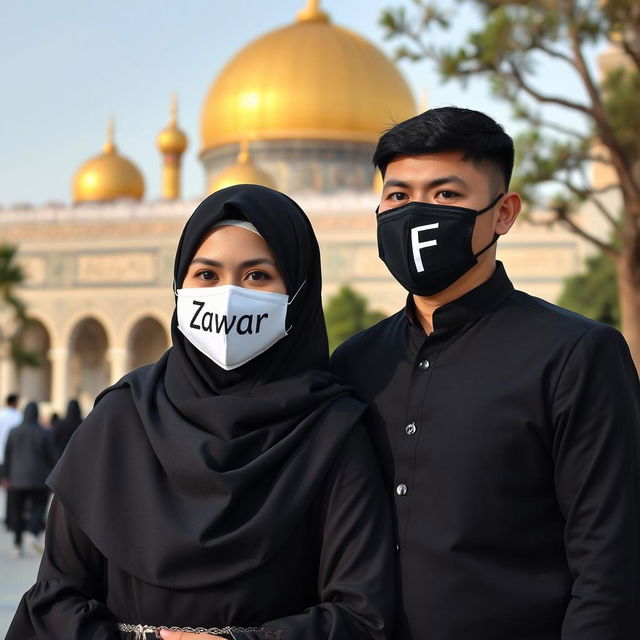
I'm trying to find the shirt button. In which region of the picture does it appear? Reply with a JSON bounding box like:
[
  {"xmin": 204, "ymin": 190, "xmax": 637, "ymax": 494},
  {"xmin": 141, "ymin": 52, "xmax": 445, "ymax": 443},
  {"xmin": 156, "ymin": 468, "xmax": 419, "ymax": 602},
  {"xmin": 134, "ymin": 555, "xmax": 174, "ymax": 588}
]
[
  {"xmin": 396, "ymin": 483, "xmax": 408, "ymax": 496},
  {"xmin": 418, "ymin": 359, "xmax": 430, "ymax": 370},
  {"xmin": 405, "ymin": 422, "xmax": 416, "ymax": 435}
]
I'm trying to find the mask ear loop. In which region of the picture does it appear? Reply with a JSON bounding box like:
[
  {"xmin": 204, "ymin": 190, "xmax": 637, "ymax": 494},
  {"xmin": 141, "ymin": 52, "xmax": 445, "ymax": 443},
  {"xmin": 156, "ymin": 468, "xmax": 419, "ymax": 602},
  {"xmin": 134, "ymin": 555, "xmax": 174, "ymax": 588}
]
[
  {"xmin": 172, "ymin": 278, "xmax": 178, "ymax": 296},
  {"xmin": 285, "ymin": 279, "xmax": 307, "ymax": 333},
  {"xmin": 287, "ymin": 279, "xmax": 306, "ymax": 305},
  {"xmin": 475, "ymin": 192, "xmax": 505, "ymax": 216},
  {"xmin": 473, "ymin": 193, "xmax": 505, "ymax": 258}
]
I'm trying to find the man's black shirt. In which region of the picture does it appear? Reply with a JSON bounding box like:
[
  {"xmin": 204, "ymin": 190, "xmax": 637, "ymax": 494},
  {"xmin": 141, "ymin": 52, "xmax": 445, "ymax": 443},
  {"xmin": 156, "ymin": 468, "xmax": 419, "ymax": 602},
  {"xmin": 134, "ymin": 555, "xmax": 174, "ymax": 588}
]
[{"xmin": 331, "ymin": 262, "xmax": 640, "ymax": 640}]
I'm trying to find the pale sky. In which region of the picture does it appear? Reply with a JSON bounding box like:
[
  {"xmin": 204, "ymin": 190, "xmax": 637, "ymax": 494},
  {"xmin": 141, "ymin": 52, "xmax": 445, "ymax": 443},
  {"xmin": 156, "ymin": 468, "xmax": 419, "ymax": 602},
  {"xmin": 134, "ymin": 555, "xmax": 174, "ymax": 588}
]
[{"xmin": 0, "ymin": 0, "xmax": 595, "ymax": 207}]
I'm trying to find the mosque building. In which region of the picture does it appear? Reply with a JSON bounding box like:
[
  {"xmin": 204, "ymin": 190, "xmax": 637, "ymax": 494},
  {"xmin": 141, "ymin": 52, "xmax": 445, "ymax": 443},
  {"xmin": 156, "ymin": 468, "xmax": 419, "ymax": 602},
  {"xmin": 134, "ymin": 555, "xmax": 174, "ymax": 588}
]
[{"xmin": 0, "ymin": 0, "xmax": 600, "ymax": 412}]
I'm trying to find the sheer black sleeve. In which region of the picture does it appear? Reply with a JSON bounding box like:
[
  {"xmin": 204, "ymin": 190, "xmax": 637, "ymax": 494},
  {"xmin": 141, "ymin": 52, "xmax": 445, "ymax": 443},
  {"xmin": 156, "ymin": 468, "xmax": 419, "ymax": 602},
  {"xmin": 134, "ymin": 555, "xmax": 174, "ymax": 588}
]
[
  {"xmin": 238, "ymin": 423, "xmax": 396, "ymax": 640},
  {"xmin": 5, "ymin": 497, "xmax": 119, "ymax": 640}
]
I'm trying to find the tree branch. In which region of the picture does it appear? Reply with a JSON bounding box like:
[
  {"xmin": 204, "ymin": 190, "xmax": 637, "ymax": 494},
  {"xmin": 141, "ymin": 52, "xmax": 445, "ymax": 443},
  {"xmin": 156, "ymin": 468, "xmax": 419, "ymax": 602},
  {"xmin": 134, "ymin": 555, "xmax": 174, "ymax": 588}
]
[
  {"xmin": 507, "ymin": 61, "xmax": 593, "ymax": 115},
  {"xmin": 564, "ymin": 9, "xmax": 640, "ymax": 198},
  {"xmin": 564, "ymin": 179, "xmax": 622, "ymax": 238},
  {"xmin": 524, "ymin": 113, "xmax": 586, "ymax": 139},
  {"xmin": 621, "ymin": 39, "xmax": 640, "ymax": 70},
  {"xmin": 553, "ymin": 209, "xmax": 618, "ymax": 257},
  {"xmin": 535, "ymin": 42, "xmax": 575, "ymax": 66}
]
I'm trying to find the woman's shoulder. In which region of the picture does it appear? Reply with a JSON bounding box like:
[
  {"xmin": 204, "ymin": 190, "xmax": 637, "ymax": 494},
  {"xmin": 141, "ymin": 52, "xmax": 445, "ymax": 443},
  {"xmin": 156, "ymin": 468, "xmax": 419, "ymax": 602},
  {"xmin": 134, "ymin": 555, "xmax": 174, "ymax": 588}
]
[{"xmin": 70, "ymin": 383, "xmax": 139, "ymax": 445}]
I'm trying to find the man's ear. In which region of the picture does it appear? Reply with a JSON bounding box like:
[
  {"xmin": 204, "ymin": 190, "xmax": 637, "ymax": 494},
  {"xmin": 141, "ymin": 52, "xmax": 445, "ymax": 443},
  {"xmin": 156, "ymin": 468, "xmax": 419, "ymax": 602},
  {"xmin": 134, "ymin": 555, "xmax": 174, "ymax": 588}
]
[{"xmin": 495, "ymin": 192, "xmax": 521, "ymax": 235}]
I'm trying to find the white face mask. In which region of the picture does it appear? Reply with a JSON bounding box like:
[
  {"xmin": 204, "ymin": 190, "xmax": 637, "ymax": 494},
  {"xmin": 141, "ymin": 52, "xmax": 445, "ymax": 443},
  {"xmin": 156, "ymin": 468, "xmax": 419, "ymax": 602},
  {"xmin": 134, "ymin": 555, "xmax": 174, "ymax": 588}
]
[{"xmin": 176, "ymin": 284, "xmax": 299, "ymax": 370}]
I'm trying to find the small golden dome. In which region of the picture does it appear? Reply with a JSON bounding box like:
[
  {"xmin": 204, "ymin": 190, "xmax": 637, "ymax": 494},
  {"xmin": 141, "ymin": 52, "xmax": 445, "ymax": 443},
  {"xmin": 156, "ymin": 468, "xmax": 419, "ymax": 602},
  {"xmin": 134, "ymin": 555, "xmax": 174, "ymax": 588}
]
[
  {"xmin": 209, "ymin": 141, "xmax": 277, "ymax": 193},
  {"xmin": 73, "ymin": 119, "xmax": 144, "ymax": 203},
  {"xmin": 201, "ymin": 0, "xmax": 416, "ymax": 152},
  {"xmin": 157, "ymin": 94, "xmax": 188, "ymax": 155}
]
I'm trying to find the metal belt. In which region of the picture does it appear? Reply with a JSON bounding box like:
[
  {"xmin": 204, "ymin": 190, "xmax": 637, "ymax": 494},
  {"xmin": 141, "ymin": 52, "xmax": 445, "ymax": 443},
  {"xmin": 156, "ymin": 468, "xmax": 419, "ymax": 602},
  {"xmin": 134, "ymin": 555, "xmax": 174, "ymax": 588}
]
[{"xmin": 117, "ymin": 622, "xmax": 263, "ymax": 640}]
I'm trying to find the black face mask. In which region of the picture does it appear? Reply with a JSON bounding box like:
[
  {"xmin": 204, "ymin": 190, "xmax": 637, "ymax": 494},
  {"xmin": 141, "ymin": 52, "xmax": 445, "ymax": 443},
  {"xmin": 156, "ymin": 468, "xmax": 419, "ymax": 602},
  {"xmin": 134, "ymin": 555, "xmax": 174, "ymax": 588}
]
[{"xmin": 376, "ymin": 194, "xmax": 504, "ymax": 296}]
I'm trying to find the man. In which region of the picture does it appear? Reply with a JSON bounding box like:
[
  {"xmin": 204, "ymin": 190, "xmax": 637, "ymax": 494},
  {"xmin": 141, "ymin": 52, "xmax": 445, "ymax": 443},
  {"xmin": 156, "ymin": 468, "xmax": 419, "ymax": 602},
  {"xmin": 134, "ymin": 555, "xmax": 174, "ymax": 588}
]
[
  {"xmin": 0, "ymin": 393, "xmax": 22, "ymax": 528},
  {"xmin": 2, "ymin": 401, "xmax": 55, "ymax": 556},
  {"xmin": 331, "ymin": 107, "xmax": 640, "ymax": 639}
]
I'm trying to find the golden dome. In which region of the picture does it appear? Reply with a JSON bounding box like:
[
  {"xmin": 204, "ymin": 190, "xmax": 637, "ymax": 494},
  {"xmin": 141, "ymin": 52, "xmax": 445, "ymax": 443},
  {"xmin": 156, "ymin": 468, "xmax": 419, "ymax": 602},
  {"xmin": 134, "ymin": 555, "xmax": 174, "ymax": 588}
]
[
  {"xmin": 73, "ymin": 119, "xmax": 144, "ymax": 203},
  {"xmin": 157, "ymin": 94, "xmax": 188, "ymax": 155},
  {"xmin": 201, "ymin": 0, "xmax": 416, "ymax": 151},
  {"xmin": 209, "ymin": 141, "xmax": 277, "ymax": 193}
]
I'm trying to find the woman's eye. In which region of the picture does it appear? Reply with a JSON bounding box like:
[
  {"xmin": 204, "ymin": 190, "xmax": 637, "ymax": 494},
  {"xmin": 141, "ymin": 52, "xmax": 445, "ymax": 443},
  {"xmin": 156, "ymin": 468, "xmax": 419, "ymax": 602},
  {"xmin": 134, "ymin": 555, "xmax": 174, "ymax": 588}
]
[
  {"xmin": 246, "ymin": 271, "xmax": 271, "ymax": 282},
  {"xmin": 196, "ymin": 270, "xmax": 216, "ymax": 281}
]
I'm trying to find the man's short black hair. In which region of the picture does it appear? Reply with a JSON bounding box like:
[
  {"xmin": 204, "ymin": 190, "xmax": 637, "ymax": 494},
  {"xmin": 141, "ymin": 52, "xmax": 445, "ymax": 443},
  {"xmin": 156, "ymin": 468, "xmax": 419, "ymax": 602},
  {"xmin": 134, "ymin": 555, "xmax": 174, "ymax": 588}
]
[
  {"xmin": 373, "ymin": 107, "xmax": 515, "ymax": 189},
  {"xmin": 6, "ymin": 393, "xmax": 18, "ymax": 406}
]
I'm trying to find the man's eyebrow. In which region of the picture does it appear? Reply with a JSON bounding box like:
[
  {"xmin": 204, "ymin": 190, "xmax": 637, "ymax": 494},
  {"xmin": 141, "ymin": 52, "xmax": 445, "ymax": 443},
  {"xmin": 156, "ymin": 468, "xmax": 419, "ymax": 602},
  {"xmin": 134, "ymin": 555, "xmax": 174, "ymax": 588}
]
[
  {"xmin": 190, "ymin": 257, "xmax": 275, "ymax": 268},
  {"xmin": 384, "ymin": 175, "xmax": 468, "ymax": 189}
]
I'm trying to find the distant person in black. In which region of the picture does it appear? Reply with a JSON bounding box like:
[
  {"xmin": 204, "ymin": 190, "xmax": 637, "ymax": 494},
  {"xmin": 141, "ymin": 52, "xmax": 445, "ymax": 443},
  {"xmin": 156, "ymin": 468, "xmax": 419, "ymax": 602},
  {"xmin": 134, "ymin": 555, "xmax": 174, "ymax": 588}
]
[
  {"xmin": 1, "ymin": 401, "xmax": 56, "ymax": 556},
  {"xmin": 52, "ymin": 399, "xmax": 82, "ymax": 458},
  {"xmin": 331, "ymin": 107, "xmax": 640, "ymax": 640}
]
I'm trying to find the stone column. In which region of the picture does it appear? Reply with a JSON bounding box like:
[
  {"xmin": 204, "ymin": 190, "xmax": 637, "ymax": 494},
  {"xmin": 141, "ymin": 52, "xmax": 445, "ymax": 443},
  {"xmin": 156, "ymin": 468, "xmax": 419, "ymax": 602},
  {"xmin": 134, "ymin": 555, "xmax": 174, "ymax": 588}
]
[
  {"xmin": 107, "ymin": 347, "xmax": 129, "ymax": 384},
  {"xmin": 48, "ymin": 347, "xmax": 69, "ymax": 413},
  {"xmin": 0, "ymin": 340, "xmax": 17, "ymax": 398}
]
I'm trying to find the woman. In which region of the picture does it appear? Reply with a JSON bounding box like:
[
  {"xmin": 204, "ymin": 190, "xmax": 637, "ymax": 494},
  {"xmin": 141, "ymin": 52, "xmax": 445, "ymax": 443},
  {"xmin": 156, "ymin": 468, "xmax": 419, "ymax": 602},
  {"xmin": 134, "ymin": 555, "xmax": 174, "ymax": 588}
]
[
  {"xmin": 7, "ymin": 185, "xmax": 394, "ymax": 640},
  {"xmin": 52, "ymin": 399, "xmax": 83, "ymax": 458}
]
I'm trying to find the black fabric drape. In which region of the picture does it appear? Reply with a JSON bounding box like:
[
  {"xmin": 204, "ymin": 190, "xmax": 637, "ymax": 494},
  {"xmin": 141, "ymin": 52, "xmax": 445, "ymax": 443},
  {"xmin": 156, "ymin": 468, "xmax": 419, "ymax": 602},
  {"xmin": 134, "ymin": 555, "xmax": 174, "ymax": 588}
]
[{"xmin": 48, "ymin": 185, "xmax": 367, "ymax": 589}]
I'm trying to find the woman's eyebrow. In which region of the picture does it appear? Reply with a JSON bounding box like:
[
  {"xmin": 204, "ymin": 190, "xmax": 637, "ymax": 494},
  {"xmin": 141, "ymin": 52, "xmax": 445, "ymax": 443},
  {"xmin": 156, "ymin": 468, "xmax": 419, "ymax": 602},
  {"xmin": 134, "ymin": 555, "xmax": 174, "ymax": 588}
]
[{"xmin": 190, "ymin": 257, "xmax": 275, "ymax": 268}]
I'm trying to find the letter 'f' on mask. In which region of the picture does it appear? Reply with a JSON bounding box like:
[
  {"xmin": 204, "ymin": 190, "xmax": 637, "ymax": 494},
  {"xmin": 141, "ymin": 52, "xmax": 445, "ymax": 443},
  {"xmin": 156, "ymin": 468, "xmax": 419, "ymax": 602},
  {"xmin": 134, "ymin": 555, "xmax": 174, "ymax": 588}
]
[
  {"xmin": 176, "ymin": 282, "xmax": 304, "ymax": 370},
  {"xmin": 376, "ymin": 194, "xmax": 503, "ymax": 296}
]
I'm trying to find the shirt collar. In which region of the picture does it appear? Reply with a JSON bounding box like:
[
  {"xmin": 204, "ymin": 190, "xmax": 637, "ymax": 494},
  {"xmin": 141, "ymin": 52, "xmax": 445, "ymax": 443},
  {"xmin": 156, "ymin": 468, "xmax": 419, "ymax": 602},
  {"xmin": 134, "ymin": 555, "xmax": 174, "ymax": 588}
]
[{"xmin": 405, "ymin": 261, "xmax": 514, "ymax": 335}]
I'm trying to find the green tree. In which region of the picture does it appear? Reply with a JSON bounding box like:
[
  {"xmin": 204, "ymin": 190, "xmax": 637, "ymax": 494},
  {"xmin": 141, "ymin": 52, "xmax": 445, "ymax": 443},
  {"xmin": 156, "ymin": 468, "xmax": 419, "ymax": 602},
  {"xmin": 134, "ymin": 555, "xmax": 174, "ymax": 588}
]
[
  {"xmin": 325, "ymin": 285, "xmax": 386, "ymax": 352},
  {"xmin": 558, "ymin": 251, "xmax": 620, "ymax": 327},
  {"xmin": 380, "ymin": 0, "xmax": 640, "ymax": 366},
  {"xmin": 0, "ymin": 244, "xmax": 38, "ymax": 368}
]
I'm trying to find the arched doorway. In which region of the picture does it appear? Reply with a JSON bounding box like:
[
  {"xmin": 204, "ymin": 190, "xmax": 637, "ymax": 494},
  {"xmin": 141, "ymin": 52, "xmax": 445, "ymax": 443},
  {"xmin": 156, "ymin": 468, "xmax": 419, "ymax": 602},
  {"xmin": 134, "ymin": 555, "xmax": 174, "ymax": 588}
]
[
  {"xmin": 68, "ymin": 317, "xmax": 109, "ymax": 410},
  {"xmin": 17, "ymin": 320, "xmax": 52, "ymax": 403},
  {"xmin": 127, "ymin": 316, "xmax": 169, "ymax": 371}
]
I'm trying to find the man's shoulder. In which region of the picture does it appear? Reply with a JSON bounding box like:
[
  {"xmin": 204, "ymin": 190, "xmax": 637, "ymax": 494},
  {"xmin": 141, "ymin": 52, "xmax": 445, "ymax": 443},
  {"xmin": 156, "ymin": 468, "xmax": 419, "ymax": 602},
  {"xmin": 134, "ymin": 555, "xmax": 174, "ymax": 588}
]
[
  {"xmin": 0, "ymin": 407, "xmax": 20, "ymax": 425},
  {"xmin": 507, "ymin": 288, "xmax": 628, "ymax": 354},
  {"xmin": 334, "ymin": 308, "xmax": 405, "ymax": 357},
  {"xmin": 509, "ymin": 289, "xmax": 604, "ymax": 331}
]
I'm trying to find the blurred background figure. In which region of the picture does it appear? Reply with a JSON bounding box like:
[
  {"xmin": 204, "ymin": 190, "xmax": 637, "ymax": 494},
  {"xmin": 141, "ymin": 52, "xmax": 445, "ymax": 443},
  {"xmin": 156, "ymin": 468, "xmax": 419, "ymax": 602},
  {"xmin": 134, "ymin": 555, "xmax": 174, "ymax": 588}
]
[
  {"xmin": 52, "ymin": 400, "xmax": 82, "ymax": 459},
  {"xmin": 1, "ymin": 402, "xmax": 56, "ymax": 557},
  {"xmin": 0, "ymin": 394, "xmax": 22, "ymax": 529}
]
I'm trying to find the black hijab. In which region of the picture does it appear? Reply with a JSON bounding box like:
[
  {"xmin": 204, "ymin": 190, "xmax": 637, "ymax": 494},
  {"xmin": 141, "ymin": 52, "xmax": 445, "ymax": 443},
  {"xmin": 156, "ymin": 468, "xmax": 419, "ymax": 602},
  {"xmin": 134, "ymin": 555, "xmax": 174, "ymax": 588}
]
[
  {"xmin": 21, "ymin": 401, "xmax": 40, "ymax": 426},
  {"xmin": 49, "ymin": 185, "xmax": 365, "ymax": 589},
  {"xmin": 53, "ymin": 399, "xmax": 82, "ymax": 455}
]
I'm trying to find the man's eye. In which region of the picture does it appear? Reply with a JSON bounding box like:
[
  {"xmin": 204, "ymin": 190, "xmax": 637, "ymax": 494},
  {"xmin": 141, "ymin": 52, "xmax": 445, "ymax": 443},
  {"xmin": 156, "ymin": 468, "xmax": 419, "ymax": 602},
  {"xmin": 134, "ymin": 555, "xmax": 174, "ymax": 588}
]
[
  {"xmin": 387, "ymin": 192, "xmax": 408, "ymax": 201},
  {"xmin": 436, "ymin": 190, "xmax": 460, "ymax": 200}
]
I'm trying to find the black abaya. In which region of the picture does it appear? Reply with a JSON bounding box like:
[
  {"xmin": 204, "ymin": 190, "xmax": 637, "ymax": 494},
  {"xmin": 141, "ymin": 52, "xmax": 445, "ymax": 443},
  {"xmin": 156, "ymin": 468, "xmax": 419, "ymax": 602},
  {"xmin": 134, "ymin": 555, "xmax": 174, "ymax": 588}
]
[{"xmin": 6, "ymin": 186, "xmax": 395, "ymax": 640}]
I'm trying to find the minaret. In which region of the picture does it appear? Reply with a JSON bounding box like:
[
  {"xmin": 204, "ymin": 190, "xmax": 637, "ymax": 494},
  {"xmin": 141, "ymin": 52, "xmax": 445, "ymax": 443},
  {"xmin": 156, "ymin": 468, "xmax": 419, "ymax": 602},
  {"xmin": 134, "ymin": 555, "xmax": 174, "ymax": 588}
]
[
  {"xmin": 156, "ymin": 94, "xmax": 188, "ymax": 200},
  {"xmin": 208, "ymin": 138, "xmax": 277, "ymax": 193},
  {"xmin": 296, "ymin": 0, "xmax": 329, "ymax": 22},
  {"xmin": 104, "ymin": 116, "xmax": 116, "ymax": 153}
]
